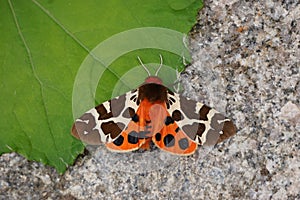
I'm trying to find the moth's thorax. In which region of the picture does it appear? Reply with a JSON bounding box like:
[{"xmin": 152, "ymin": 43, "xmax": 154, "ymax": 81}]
[
  {"xmin": 138, "ymin": 83, "xmax": 168, "ymax": 103},
  {"xmin": 144, "ymin": 76, "xmax": 163, "ymax": 85}
]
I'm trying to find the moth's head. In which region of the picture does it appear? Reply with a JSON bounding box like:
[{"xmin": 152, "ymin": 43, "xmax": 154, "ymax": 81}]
[
  {"xmin": 138, "ymin": 55, "xmax": 164, "ymax": 86},
  {"xmin": 144, "ymin": 76, "xmax": 163, "ymax": 85}
]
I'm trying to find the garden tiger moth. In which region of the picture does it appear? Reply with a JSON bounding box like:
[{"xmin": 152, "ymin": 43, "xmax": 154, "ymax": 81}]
[{"xmin": 71, "ymin": 56, "xmax": 236, "ymax": 155}]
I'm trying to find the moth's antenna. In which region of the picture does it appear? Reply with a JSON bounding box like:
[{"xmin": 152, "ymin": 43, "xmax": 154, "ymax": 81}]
[
  {"xmin": 155, "ymin": 54, "xmax": 163, "ymax": 76},
  {"xmin": 137, "ymin": 56, "xmax": 151, "ymax": 76}
]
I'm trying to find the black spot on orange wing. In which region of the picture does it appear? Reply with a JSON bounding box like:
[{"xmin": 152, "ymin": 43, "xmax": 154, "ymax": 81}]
[
  {"xmin": 128, "ymin": 131, "xmax": 139, "ymax": 144},
  {"xmin": 155, "ymin": 133, "xmax": 161, "ymax": 141},
  {"xmin": 178, "ymin": 138, "xmax": 189, "ymax": 150},
  {"xmin": 152, "ymin": 125, "xmax": 198, "ymax": 155},
  {"xmin": 113, "ymin": 135, "xmax": 124, "ymax": 146},
  {"xmin": 163, "ymin": 134, "xmax": 175, "ymax": 147},
  {"xmin": 131, "ymin": 114, "xmax": 139, "ymax": 122},
  {"xmin": 165, "ymin": 116, "xmax": 174, "ymax": 125}
]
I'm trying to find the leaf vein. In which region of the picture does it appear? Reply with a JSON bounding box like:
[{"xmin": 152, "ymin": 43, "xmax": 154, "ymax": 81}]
[
  {"xmin": 31, "ymin": 0, "xmax": 128, "ymax": 86},
  {"xmin": 8, "ymin": 0, "xmax": 59, "ymax": 153}
]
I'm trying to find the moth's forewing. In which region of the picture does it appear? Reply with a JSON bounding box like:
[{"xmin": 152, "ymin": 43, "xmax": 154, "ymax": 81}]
[{"xmin": 71, "ymin": 90, "xmax": 139, "ymax": 145}]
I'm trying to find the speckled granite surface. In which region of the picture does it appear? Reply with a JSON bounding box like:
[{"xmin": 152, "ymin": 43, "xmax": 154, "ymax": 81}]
[{"xmin": 1, "ymin": 0, "xmax": 299, "ymax": 199}]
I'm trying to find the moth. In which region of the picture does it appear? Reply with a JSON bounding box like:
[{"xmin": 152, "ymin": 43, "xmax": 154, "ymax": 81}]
[{"xmin": 71, "ymin": 56, "xmax": 236, "ymax": 155}]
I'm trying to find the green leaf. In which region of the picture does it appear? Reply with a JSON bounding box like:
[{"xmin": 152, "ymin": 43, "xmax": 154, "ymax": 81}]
[{"xmin": 0, "ymin": 0, "xmax": 203, "ymax": 173}]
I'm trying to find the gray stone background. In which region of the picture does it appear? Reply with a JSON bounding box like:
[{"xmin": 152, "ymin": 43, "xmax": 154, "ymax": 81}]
[{"xmin": 1, "ymin": 0, "xmax": 299, "ymax": 199}]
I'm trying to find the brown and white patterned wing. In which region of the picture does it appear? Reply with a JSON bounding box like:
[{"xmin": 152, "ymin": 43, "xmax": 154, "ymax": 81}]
[
  {"xmin": 166, "ymin": 91, "xmax": 236, "ymax": 146},
  {"xmin": 71, "ymin": 90, "xmax": 139, "ymax": 145}
]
